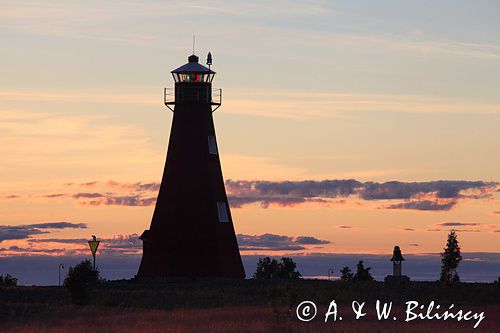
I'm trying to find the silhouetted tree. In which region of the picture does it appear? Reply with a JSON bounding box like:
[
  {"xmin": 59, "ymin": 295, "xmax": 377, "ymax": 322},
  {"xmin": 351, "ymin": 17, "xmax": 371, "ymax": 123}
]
[
  {"xmin": 254, "ymin": 257, "xmax": 279, "ymax": 279},
  {"xmin": 440, "ymin": 230, "xmax": 462, "ymax": 286},
  {"xmin": 254, "ymin": 257, "xmax": 301, "ymax": 279},
  {"xmin": 64, "ymin": 259, "xmax": 100, "ymax": 305},
  {"xmin": 276, "ymin": 257, "xmax": 302, "ymax": 279},
  {"xmin": 354, "ymin": 260, "xmax": 373, "ymax": 281},
  {"xmin": 0, "ymin": 274, "xmax": 18, "ymax": 288},
  {"xmin": 340, "ymin": 266, "xmax": 353, "ymax": 281}
]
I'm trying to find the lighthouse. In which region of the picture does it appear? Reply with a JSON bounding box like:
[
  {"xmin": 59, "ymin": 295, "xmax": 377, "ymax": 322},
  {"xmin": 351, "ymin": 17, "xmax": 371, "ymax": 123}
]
[
  {"xmin": 137, "ymin": 53, "xmax": 245, "ymax": 278},
  {"xmin": 384, "ymin": 245, "xmax": 410, "ymax": 284},
  {"xmin": 390, "ymin": 245, "xmax": 404, "ymax": 277}
]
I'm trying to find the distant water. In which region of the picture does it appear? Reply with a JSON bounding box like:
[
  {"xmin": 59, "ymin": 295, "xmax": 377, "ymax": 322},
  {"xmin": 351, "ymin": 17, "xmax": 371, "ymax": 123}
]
[{"xmin": 0, "ymin": 252, "xmax": 498, "ymax": 285}]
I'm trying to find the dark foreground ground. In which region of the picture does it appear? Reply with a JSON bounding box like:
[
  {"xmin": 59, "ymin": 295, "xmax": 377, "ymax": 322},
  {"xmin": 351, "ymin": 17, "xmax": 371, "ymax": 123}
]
[{"xmin": 1, "ymin": 279, "xmax": 499, "ymax": 332}]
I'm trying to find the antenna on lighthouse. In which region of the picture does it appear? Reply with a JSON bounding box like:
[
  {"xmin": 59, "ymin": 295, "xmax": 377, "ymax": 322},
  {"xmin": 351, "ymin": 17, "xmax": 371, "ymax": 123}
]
[
  {"xmin": 207, "ymin": 52, "xmax": 212, "ymax": 69},
  {"xmin": 192, "ymin": 35, "xmax": 196, "ymax": 55}
]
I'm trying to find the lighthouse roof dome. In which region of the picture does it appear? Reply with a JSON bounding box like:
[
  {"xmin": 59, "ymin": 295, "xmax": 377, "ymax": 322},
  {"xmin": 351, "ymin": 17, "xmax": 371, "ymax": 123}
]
[
  {"xmin": 391, "ymin": 245, "xmax": 405, "ymax": 261},
  {"xmin": 171, "ymin": 54, "xmax": 215, "ymax": 74}
]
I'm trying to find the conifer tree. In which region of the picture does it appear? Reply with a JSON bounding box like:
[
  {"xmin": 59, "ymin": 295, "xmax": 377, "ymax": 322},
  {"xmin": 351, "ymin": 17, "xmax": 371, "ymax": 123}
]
[{"xmin": 440, "ymin": 230, "xmax": 462, "ymax": 285}]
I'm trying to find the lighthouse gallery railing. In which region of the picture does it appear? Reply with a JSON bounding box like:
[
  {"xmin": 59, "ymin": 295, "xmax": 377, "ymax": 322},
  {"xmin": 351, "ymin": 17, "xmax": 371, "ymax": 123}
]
[{"xmin": 164, "ymin": 87, "xmax": 222, "ymax": 112}]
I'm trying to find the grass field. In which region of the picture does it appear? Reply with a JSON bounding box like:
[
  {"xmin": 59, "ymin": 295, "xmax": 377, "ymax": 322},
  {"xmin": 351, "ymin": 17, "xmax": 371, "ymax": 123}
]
[
  {"xmin": 2, "ymin": 305, "xmax": 499, "ymax": 333},
  {"xmin": 1, "ymin": 280, "xmax": 499, "ymax": 332}
]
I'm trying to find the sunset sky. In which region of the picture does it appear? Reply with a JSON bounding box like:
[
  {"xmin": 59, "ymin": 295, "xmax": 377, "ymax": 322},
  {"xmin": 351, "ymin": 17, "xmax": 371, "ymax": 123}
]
[{"xmin": 1, "ymin": 1, "xmax": 499, "ymax": 283}]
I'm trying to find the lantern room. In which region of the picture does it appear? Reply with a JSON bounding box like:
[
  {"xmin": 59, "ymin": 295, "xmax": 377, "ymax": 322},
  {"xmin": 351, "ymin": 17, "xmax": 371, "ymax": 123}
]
[
  {"xmin": 171, "ymin": 54, "xmax": 215, "ymax": 83},
  {"xmin": 164, "ymin": 52, "xmax": 222, "ymax": 112}
]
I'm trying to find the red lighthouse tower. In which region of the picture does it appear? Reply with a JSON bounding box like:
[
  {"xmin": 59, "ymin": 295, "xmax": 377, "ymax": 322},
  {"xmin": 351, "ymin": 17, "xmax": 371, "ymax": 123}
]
[{"xmin": 137, "ymin": 53, "xmax": 245, "ymax": 278}]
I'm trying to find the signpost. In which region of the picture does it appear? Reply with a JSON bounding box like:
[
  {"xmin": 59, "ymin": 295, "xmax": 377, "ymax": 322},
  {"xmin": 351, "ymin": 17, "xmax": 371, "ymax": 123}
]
[{"xmin": 88, "ymin": 235, "xmax": 100, "ymax": 270}]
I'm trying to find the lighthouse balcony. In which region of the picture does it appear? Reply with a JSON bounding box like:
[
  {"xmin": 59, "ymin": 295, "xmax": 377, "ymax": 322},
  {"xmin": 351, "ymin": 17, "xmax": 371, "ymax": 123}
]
[{"xmin": 164, "ymin": 87, "xmax": 222, "ymax": 111}]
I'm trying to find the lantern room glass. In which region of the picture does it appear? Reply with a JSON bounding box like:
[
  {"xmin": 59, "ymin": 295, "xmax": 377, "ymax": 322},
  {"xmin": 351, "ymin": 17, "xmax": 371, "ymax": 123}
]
[{"xmin": 172, "ymin": 73, "xmax": 214, "ymax": 83}]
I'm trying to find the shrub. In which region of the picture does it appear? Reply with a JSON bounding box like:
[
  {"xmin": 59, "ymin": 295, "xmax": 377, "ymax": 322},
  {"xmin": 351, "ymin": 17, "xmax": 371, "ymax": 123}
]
[
  {"xmin": 254, "ymin": 257, "xmax": 301, "ymax": 279},
  {"xmin": 354, "ymin": 260, "xmax": 374, "ymax": 281},
  {"xmin": 64, "ymin": 260, "xmax": 100, "ymax": 305},
  {"xmin": 340, "ymin": 266, "xmax": 353, "ymax": 281},
  {"xmin": 0, "ymin": 274, "xmax": 18, "ymax": 288}
]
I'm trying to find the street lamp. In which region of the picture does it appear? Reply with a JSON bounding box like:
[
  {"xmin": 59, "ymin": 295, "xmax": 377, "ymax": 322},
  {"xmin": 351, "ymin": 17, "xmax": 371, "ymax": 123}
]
[
  {"xmin": 58, "ymin": 264, "xmax": 65, "ymax": 286},
  {"xmin": 328, "ymin": 268, "xmax": 335, "ymax": 281}
]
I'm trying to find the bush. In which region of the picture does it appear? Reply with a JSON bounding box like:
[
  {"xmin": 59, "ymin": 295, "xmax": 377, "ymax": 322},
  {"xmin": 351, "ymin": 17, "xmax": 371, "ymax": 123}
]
[
  {"xmin": 340, "ymin": 266, "xmax": 353, "ymax": 281},
  {"xmin": 354, "ymin": 260, "xmax": 374, "ymax": 281},
  {"xmin": 64, "ymin": 260, "xmax": 100, "ymax": 305},
  {"xmin": 0, "ymin": 274, "xmax": 18, "ymax": 288},
  {"xmin": 253, "ymin": 257, "xmax": 301, "ymax": 279}
]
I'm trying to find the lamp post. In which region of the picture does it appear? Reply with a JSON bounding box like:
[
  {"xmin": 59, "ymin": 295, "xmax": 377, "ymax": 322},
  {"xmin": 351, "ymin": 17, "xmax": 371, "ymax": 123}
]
[
  {"xmin": 328, "ymin": 268, "xmax": 335, "ymax": 281},
  {"xmin": 58, "ymin": 264, "xmax": 64, "ymax": 286}
]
